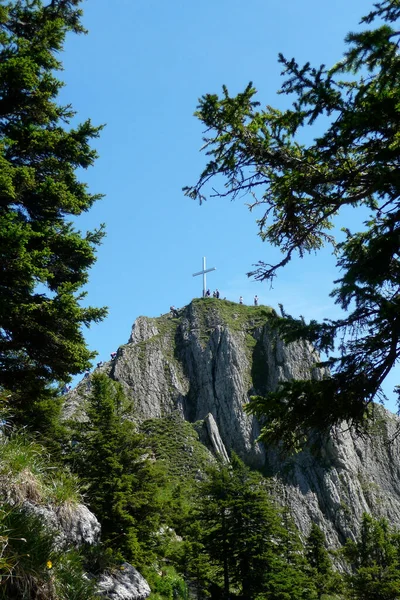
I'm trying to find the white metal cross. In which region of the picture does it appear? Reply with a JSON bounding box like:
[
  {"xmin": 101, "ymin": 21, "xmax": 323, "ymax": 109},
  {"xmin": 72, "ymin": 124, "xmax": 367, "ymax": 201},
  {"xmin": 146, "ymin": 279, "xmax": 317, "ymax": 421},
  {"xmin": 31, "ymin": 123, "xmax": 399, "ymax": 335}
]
[{"xmin": 193, "ymin": 257, "xmax": 216, "ymax": 298}]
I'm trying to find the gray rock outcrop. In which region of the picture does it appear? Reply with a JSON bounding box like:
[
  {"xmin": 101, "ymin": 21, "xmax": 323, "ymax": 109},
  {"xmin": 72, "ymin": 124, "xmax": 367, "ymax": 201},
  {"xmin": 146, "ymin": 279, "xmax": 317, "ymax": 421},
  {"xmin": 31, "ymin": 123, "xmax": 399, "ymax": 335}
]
[
  {"xmin": 22, "ymin": 501, "xmax": 101, "ymax": 549},
  {"xmin": 19, "ymin": 499, "xmax": 150, "ymax": 596},
  {"xmin": 107, "ymin": 301, "xmax": 323, "ymax": 468},
  {"xmin": 204, "ymin": 412, "xmax": 230, "ymax": 462},
  {"xmin": 267, "ymin": 409, "xmax": 400, "ymax": 546},
  {"xmin": 96, "ymin": 563, "xmax": 151, "ymax": 600}
]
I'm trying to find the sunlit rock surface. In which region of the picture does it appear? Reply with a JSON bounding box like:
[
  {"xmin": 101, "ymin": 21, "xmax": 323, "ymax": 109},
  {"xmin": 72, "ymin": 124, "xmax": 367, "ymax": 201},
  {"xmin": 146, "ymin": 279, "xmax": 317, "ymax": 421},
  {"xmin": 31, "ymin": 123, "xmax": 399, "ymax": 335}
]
[{"xmin": 96, "ymin": 563, "xmax": 151, "ymax": 600}]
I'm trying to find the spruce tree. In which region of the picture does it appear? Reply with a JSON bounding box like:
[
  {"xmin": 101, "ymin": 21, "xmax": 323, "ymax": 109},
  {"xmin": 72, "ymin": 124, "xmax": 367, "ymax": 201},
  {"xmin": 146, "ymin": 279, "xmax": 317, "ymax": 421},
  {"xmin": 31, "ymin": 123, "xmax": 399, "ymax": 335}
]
[
  {"xmin": 185, "ymin": 0, "xmax": 400, "ymax": 449},
  {"xmin": 343, "ymin": 513, "xmax": 400, "ymax": 600},
  {"xmin": 0, "ymin": 0, "xmax": 106, "ymax": 408},
  {"xmin": 70, "ymin": 374, "xmax": 165, "ymax": 566},
  {"xmin": 305, "ymin": 523, "xmax": 343, "ymax": 598},
  {"xmin": 190, "ymin": 454, "xmax": 316, "ymax": 599}
]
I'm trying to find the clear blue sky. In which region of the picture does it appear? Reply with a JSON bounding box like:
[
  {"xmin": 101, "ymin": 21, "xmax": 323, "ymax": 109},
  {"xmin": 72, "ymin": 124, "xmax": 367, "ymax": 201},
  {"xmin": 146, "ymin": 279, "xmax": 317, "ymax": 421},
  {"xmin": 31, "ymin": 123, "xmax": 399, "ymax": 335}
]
[{"xmin": 61, "ymin": 0, "xmax": 398, "ymax": 409}]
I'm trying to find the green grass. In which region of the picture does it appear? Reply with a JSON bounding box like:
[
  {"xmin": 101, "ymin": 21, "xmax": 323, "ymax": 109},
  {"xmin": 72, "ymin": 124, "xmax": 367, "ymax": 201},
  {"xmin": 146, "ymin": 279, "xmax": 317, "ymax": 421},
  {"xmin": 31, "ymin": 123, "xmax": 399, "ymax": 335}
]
[
  {"xmin": 0, "ymin": 433, "xmax": 81, "ymax": 506},
  {"xmin": 47, "ymin": 471, "xmax": 82, "ymax": 505},
  {"xmin": 142, "ymin": 298, "xmax": 275, "ymax": 348},
  {"xmin": 0, "ymin": 435, "xmax": 46, "ymax": 476},
  {"xmin": 53, "ymin": 550, "xmax": 98, "ymax": 600},
  {"xmin": 0, "ymin": 431, "xmax": 99, "ymax": 599},
  {"xmin": 191, "ymin": 297, "xmax": 275, "ymax": 333},
  {"xmin": 141, "ymin": 414, "xmax": 212, "ymax": 481},
  {"xmin": 0, "ymin": 505, "xmax": 98, "ymax": 600},
  {"xmin": 0, "ymin": 505, "xmax": 55, "ymax": 599}
]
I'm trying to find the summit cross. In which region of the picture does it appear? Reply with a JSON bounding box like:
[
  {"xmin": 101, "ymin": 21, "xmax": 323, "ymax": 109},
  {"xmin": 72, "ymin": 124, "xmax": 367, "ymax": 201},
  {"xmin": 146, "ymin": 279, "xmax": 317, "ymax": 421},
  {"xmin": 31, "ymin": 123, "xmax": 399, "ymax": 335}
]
[{"xmin": 193, "ymin": 257, "xmax": 216, "ymax": 298}]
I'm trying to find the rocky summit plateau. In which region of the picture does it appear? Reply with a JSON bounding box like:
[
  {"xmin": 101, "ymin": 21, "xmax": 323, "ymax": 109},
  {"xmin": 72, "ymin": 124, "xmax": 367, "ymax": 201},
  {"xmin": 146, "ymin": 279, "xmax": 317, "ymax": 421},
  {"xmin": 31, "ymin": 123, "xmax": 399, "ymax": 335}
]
[{"xmin": 69, "ymin": 298, "xmax": 400, "ymax": 550}]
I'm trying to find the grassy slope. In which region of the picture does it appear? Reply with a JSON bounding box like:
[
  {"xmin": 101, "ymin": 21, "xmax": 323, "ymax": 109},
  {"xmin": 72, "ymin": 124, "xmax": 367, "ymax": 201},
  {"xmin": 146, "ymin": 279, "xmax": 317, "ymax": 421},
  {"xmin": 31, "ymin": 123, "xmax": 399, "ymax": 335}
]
[{"xmin": 141, "ymin": 413, "xmax": 213, "ymax": 481}]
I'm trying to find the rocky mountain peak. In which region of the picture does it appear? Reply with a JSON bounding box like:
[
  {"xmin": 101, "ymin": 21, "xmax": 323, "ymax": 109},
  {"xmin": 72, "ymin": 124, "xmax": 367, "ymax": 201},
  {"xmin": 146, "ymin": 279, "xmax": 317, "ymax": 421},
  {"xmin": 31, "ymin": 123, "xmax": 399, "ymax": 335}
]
[
  {"xmin": 110, "ymin": 299, "xmax": 323, "ymax": 466},
  {"xmin": 70, "ymin": 298, "xmax": 400, "ymax": 550}
]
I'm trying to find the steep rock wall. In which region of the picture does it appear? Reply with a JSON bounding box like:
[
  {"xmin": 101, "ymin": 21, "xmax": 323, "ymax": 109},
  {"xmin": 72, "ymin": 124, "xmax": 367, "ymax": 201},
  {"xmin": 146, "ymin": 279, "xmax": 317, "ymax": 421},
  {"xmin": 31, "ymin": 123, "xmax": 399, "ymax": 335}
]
[
  {"xmin": 267, "ymin": 410, "xmax": 400, "ymax": 546},
  {"xmin": 110, "ymin": 300, "xmax": 322, "ymax": 467}
]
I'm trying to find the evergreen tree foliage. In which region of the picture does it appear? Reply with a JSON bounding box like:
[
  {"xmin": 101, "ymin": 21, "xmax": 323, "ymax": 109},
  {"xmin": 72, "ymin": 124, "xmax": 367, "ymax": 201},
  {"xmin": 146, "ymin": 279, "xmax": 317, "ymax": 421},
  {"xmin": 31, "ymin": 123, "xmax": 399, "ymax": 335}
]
[
  {"xmin": 19, "ymin": 389, "xmax": 71, "ymax": 458},
  {"xmin": 185, "ymin": 0, "xmax": 400, "ymax": 449},
  {"xmin": 177, "ymin": 532, "xmax": 214, "ymax": 600},
  {"xmin": 343, "ymin": 513, "xmax": 400, "ymax": 600},
  {"xmin": 70, "ymin": 374, "xmax": 165, "ymax": 567},
  {"xmin": 0, "ymin": 0, "xmax": 106, "ymax": 408},
  {"xmin": 187, "ymin": 454, "xmax": 317, "ymax": 599},
  {"xmin": 305, "ymin": 523, "xmax": 343, "ymax": 598}
]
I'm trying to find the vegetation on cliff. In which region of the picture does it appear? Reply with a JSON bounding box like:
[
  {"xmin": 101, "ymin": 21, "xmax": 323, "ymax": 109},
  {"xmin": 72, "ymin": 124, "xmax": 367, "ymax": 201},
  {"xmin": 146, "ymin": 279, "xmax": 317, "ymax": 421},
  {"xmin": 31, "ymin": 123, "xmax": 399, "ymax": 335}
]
[
  {"xmin": 69, "ymin": 374, "xmax": 167, "ymax": 569},
  {"xmin": 184, "ymin": 454, "xmax": 318, "ymax": 600},
  {"xmin": 0, "ymin": 409, "xmax": 99, "ymax": 599}
]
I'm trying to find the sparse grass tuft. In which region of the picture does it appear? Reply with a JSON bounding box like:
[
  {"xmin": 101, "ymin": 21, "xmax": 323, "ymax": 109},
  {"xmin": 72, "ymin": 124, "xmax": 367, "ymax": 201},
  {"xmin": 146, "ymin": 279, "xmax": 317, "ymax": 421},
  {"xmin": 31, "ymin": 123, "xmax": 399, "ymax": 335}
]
[
  {"xmin": 48, "ymin": 471, "xmax": 82, "ymax": 505},
  {"xmin": 191, "ymin": 297, "xmax": 275, "ymax": 334},
  {"xmin": 0, "ymin": 505, "xmax": 55, "ymax": 599},
  {"xmin": 53, "ymin": 549, "xmax": 97, "ymax": 600},
  {"xmin": 0, "ymin": 434, "xmax": 47, "ymax": 477}
]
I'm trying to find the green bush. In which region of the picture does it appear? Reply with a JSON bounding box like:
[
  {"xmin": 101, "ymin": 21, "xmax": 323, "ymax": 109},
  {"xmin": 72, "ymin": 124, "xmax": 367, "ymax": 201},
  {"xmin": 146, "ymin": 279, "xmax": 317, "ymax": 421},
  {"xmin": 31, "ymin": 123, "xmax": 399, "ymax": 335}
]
[{"xmin": 146, "ymin": 566, "xmax": 189, "ymax": 600}]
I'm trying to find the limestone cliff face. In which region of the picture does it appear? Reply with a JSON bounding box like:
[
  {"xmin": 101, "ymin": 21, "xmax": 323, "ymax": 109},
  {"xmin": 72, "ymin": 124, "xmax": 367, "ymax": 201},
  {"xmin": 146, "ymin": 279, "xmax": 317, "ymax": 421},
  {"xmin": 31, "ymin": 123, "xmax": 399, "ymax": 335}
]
[
  {"xmin": 109, "ymin": 300, "xmax": 322, "ymax": 467},
  {"xmin": 266, "ymin": 412, "xmax": 400, "ymax": 548},
  {"xmin": 78, "ymin": 299, "xmax": 400, "ymax": 548}
]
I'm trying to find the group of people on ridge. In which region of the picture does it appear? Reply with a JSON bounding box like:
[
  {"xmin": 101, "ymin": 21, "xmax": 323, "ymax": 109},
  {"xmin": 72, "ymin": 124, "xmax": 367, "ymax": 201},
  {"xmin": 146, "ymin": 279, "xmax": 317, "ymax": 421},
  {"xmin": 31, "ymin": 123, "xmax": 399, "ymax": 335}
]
[
  {"xmin": 170, "ymin": 306, "xmax": 179, "ymax": 318},
  {"xmin": 82, "ymin": 353, "xmax": 117, "ymax": 381},
  {"xmin": 205, "ymin": 289, "xmax": 220, "ymax": 298},
  {"xmin": 203, "ymin": 290, "xmax": 260, "ymax": 306}
]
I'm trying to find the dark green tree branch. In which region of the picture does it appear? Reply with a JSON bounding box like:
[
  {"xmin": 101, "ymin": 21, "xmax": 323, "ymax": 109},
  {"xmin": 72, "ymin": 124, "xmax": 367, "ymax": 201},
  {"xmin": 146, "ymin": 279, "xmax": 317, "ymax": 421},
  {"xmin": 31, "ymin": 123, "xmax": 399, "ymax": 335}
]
[{"xmin": 185, "ymin": 1, "xmax": 400, "ymax": 450}]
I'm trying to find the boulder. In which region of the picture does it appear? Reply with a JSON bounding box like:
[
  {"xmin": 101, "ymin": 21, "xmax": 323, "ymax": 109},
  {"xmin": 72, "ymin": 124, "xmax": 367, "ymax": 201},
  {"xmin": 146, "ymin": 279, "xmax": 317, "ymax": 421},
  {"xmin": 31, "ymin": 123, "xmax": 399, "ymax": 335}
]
[{"xmin": 96, "ymin": 563, "xmax": 151, "ymax": 600}]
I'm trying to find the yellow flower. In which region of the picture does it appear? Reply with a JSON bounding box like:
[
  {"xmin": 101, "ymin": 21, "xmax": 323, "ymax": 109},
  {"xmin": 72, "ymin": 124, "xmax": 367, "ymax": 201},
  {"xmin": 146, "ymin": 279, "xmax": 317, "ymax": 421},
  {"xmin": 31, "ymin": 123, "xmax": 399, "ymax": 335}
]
[{"xmin": 46, "ymin": 560, "xmax": 53, "ymax": 570}]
